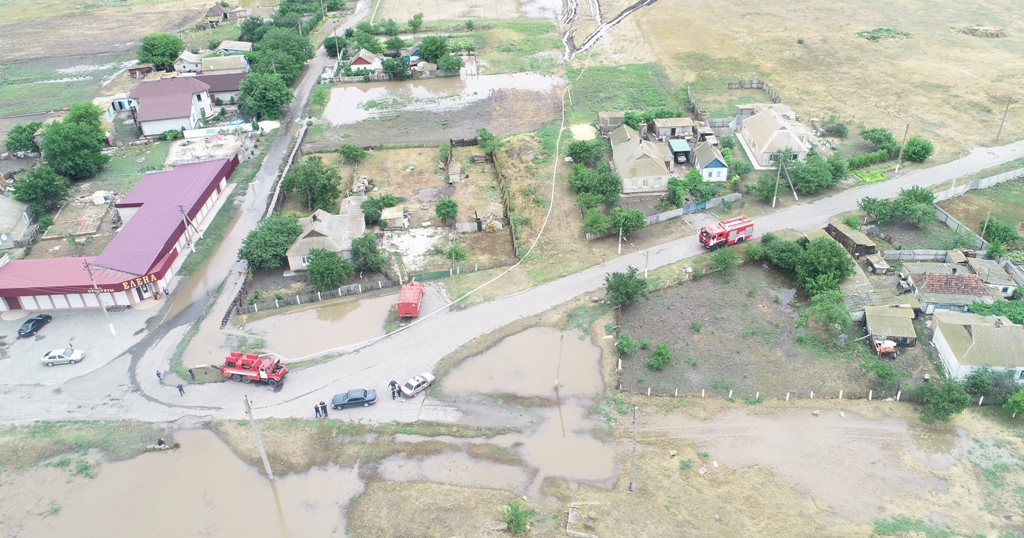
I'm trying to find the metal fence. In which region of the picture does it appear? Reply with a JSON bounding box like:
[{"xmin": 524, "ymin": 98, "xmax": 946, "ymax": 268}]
[
  {"xmin": 235, "ymin": 280, "xmax": 398, "ymax": 315},
  {"xmin": 409, "ymin": 258, "xmax": 518, "ymax": 282}
]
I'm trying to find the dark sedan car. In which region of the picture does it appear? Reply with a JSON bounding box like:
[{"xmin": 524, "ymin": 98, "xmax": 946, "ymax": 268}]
[
  {"xmin": 331, "ymin": 388, "xmax": 377, "ymax": 409},
  {"xmin": 18, "ymin": 314, "xmax": 53, "ymax": 337}
]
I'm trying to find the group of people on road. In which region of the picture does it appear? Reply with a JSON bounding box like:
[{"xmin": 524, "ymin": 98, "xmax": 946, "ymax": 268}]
[
  {"xmin": 389, "ymin": 379, "xmax": 400, "ymax": 400},
  {"xmin": 313, "ymin": 401, "xmax": 328, "ymax": 418},
  {"xmin": 156, "ymin": 368, "xmax": 198, "ymax": 397}
]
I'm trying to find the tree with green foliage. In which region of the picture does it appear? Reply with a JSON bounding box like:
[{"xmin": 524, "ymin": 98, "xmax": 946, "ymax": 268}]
[
  {"xmin": 237, "ymin": 214, "xmax": 303, "ymax": 269},
  {"xmin": 238, "ymin": 72, "xmax": 294, "ymax": 120},
  {"xmin": 5, "ymin": 122, "xmax": 42, "ymax": 153},
  {"xmin": 604, "ymin": 265, "xmax": 647, "ymax": 307},
  {"xmin": 732, "ymin": 160, "xmax": 754, "ymax": 177},
  {"xmin": 436, "ymin": 53, "xmax": 464, "ymax": 73},
  {"xmin": 352, "ymin": 30, "xmax": 383, "ymax": 54},
  {"xmin": 857, "ymin": 186, "xmax": 935, "ymax": 228},
  {"xmin": 622, "ymin": 111, "xmax": 643, "ymax": 130},
  {"xmin": 821, "ymin": 116, "xmax": 849, "ymax": 138},
  {"xmin": 567, "ymin": 139, "xmax": 601, "ymax": 164},
  {"xmin": 64, "ymin": 103, "xmax": 104, "ymax": 130},
  {"xmin": 575, "ymin": 192, "xmax": 603, "ymax": 212},
  {"xmin": 610, "ymin": 207, "xmax": 646, "ymax": 237},
  {"xmin": 240, "ymin": 17, "xmax": 270, "ymax": 42},
  {"xmin": 969, "ymin": 299, "xmax": 1024, "ymax": 324},
  {"xmin": 913, "ymin": 379, "xmax": 970, "ymax": 423},
  {"xmin": 281, "ymin": 157, "xmax": 341, "ymax": 211},
  {"xmin": 647, "ymin": 343, "xmax": 672, "ymax": 371},
  {"xmin": 477, "ymin": 128, "xmax": 499, "ymax": 155},
  {"xmin": 137, "ymin": 33, "xmax": 185, "ymax": 70},
  {"xmin": 419, "ymin": 35, "xmax": 449, "ymax": 63},
  {"xmin": 350, "ymin": 233, "xmax": 388, "ymax": 273},
  {"xmin": 1004, "ymin": 388, "xmax": 1024, "ymax": 416},
  {"xmin": 13, "ymin": 166, "xmax": 70, "ymax": 215},
  {"xmin": 360, "ymin": 194, "xmax": 399, "ymax": 225},
  {"xmin": 434, "ymin": 197, "xmax": 458, "ymax": 223},
  {"xmin": 795, "ymin": 236, "xmax": 855, "ymax": 290},
  {"xmin": 789, "ymin": 154, "xmax": 837, "ymax": 194},
  {"xmin": 760, "ymin": 233, "xmax": 803, "ymax": 272},
  {"xmin": 306, "ymin": 248, "xmax": 355, "ymax": 291},
  {"xmin": 445, "ymin": 244, "xmax": 467, "ymax": 262},
  {"xmin": 859, "ymin": 355, "xmax": 902, "ymax": 391},
  {"xmin": 338, "ymin": 144, "xmax": 368, "ymax": 164},
  {"xmin": 903, "ymin": 136, "xmax": 934, "ymax": 163},
  {"xmin": 826, "ymin": 151, "xmax": 849, "ymax": 182},
  {"xmin": 249, "ymin": 48, "xmax": 304, "ymax": 86},
  {"xmin": 711, "ymin": 246, "xmax": 738, "ymax": 279},
  {"xmin": 379, "ymin": 18, "xmax": 400, "ymax": 36},
  {"xmin": 408, "ymin": 13, "xmax": 424, "ymax": 33},
  {"xmin": 860, "ymin": 128, "xmax": 897, "ymax": 150},
  {"xmin": 384, "ymin": 36, "xmax": 406, "ymax": 55},
  {"xmin": 963, "ymin": 366, "xmax": 1018, "ymax": 402},
  {"xmin": 582, "ymin": 209, "xmax": 611, "ymax": 234},
  {"xmin": 323, "ymin": 36, "xmax": 347, "ymax": 58},
  {"xmin": 40, "ymin": 121, "xmax": 109, "ymax": 180},
  {"xmin": 256, "ymin": 27, "xmax": 314, "ymax": 64},
  {"xmin": 981, "ymin": 216, "xmax": 1020, "ymax": 247},
  {"xmin": 382, "ymin": 57, "xmax": 410, "ymax": 80},
  {"xmin": 807, "ymin": 289, "xmax": 851, "ymax": 334}
]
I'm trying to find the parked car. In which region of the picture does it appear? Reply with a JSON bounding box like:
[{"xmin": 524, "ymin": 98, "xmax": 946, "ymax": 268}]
[
  {"xmin": 400, "ymin": 372, "xmax": 436, "ymax": 398},
  {"xmin": 18, "ymin": 314, "xmax": 53, "ymax": 337},
  {"xmin": 41, "ymin": 348, "xmax": 85, "ymax": 367},
  {"xmin": 331, "ymin": 388, "xmax": 377, "ymax": 409}
]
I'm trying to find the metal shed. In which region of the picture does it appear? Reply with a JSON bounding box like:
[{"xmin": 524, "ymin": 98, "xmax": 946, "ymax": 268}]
[{"xmin": 864, "ymin": 305, "xmax": 917, "ymax": 346}]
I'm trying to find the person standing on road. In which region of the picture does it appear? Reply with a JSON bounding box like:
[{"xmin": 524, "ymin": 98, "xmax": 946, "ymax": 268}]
[
  {"xmin": 388, "ymin": 380, "xmax": 399, "ymax": 400},
  {"xmin": 314, "ymin": 403, "xmax": 322, "ymax": 418},
  {"xmin": 176, "ymin": 384, "xmax": 185, "ymax": 396},
  {"xmin": 156, "ymin": 370, "xmax": 162, "ymax": 383},
  {"xmin": 319, "ymin": 401, "xmax": 328, "ymax": 418},
  {"xmin": 188, "ymin": 368, "xmax": 195, "ymax": 381}
]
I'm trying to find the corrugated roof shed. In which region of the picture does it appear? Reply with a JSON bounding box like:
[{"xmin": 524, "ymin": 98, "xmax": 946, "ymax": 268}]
[
  {"xmin": 967, "ymin": 257, "xmax": 1015, "ymax": 287},
  {"xmin": 865, "ymin": 305, "xmax": 916, "ymax": 339},
  {"xmin": 936, "ymin": 320, "xmax": 1024, "ymax": 367},
  {"xmin": 201, "ymin": 55, "xmax": 248, "ymax": 72},
  {"xmin": 652, "ymin": 117, "xmax": 694, "ymax": 129},
  {"xmin": 94, "ymin": 158, "xmax": 237, "ymax": 276}
]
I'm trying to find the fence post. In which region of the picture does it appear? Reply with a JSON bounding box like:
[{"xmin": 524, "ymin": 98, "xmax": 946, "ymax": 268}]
[
  {"xmin": 647, "ymin": 387, "xmax": 651, "ymax": 396},
  {"xmin": 318, "ymin": 292, "xmax": 322, "ymax": 301},
  {"xmin": 786, "ymin": 392, "xmax": 790, "ymax": 401},
  {"xmin": 275, "ymin": 299, "xmax": 279, "ymax": 308},
  {"xmin": 378, "ymin": 281, "xmax": 382, "ymax": 289},
  {"xmin": 358, "ymin": 284, "xmax": 362, "ymax": 293},
  {"xmin": 810, "ymin": 391, "xmax": 814, "ymax": 399},
  {"xmin": 868, "ymin": 390, "xmax": 873, "ymax": 401},
  {"xmin": 254, "ymin": 304, "xmax": 258, "ymax": 312},
  {"xmin": 296, "ymin": 295, "xmax": 300, "ymax": 304},
  {"xmin": 755, "ymin": 392, "xmax": 759, "ymax": 400},
  {"xmin": 728, "ymin": 390, "xmax": 733, "ymax": 399},
  {"xmin": 475, "ymin": 263, "xmax": 478, "ymax": 271},
  {"xmin": 839, "ymin": 390, "xmax": 843, "ymax": 400},
  {"xmin": 701, "ymin": 389, "xmax": 705, "ymax": 398},
  {"xmin": 896, "ymin": 390, "xmax": 901, "ymax": 401},
  {"xmin": 979, "ymin": 396, "xmax": 984, "ymax": 406},
  {"xmin": 675, "ymin": 388, "xmax": 678, "ymax": 397}
]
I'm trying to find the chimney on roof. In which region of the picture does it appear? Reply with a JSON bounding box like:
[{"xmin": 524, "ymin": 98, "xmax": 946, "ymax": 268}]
[
  {"xmin": 311, "ymin": 213, "xmax": 318, "ymax": 222},
  {"xmin": 951, "ymin": 267, "xmax": 957, "ymax": 275}
]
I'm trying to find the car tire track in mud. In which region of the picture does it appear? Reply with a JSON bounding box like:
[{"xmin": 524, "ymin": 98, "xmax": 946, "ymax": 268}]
[{"xmin": 562, "ymin": 0, "xmax": 660, "ymax": 61}]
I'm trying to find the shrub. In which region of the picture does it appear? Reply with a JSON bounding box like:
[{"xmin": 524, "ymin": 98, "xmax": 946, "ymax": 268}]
[
  {"xmin": 902, "ymin": 136, "xmax": 934, "ymax": 163},
  {"xmin": 338, "ymin": 144, "xmax": 368, "ymax": 164},
  {"xmin": 841, "ymin": 214, "xmax": 860, "ymax": 229},
  {"xmin": 501, "ymin": 500, "xmax": 536, "ymax": 534},
  {"xmin": 679, "ymin": 459, "xmax": 692, "ymax": 470},
  {"xmin": 647, "ymin": 343, "xmax": 672, "ymax": 371},
  {"xmin": 913, "ymin": 379, "xmax": 970, "ymax": 423},
  {"xmin": 744, "ymin": 242, "xmax": 764, "ymax": 261},
  {"xmin": 617, "ymin": 331, "xmax": 639, "ymax": 357},
  {"xmin": 690, "ymin": 320, "xmax": 702, "ymax": 333}
]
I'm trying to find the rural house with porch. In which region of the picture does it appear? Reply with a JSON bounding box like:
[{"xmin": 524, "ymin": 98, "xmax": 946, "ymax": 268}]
[
  {"xmin": 692, "ymin": 142, "xmax": 728, "ymax": 182},
  {"xmin": 129, "ymin": 77, "xmax": 213, "ymax": 136},
  {"xmin": 286, "ymin": 197, "xmax": 367, "ymax": 272},
  {"xmin": 610, "ymin": 125, "xmax": 672, "ymax": 194},
  {"xmin": 932, "ymin": 312, "xmax": 1024, "ymax": 382},
  {"xmin": 736, "ymin": 107, "xmax": 810, "ymax": 169}
]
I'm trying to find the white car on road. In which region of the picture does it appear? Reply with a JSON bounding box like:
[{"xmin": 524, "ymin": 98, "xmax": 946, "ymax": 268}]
[{"xmin": 41, "ymin": 348, "xmax": 85, "ymax": 367}]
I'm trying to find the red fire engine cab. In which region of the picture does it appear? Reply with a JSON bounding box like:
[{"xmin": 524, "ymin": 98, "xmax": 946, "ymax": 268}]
[{"xmin": 699, "ymin": 216, "xmax": 754, "ymax": 249}]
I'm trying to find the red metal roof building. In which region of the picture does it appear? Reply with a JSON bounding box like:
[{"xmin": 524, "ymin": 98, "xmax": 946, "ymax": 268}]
[{"xmin": 0, "ymin": 157, "xmax": 238, "ymax": 312}]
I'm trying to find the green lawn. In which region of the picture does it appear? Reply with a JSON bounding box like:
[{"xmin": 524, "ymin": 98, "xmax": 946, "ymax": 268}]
[
  {"xmin": 0, "ymin": 54, "xmax": 134, "ymax": 116},
  {"xmin": 565, "ymin": 63, "xmax": 680, "ymax": 124}
]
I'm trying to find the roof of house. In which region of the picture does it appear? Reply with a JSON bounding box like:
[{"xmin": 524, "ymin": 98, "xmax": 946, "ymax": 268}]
[
  {"xmin": 176, "ymin": 51, "xmax": 204, "ymax": 65},
  {"xmin": 0, "ymin": 196, "xmax": 28, "ymax": 234},
  {"xmin": 217, "ymin": 40, "xmax": 253, "ymax": 53},
  {"xmin": 910, "ymin": 272, "xmax": 994, "ymax": 305},
  {"xmin": 667, "ymin": 139, "xmax": 690, "ymax": 153},
  {"xmin": 194, "ymin": 72, "xmax": 246, "ymax": 93},
  {"xmin": 286, "ymin": 197, "xmax": 368, "ymax": 258},
  {"xmin": 737, "ymin": 103, "xmax": 797, "ymax": 120},
  {"xmin": 0, "ymin": 256, "xmax": 140, "ymax": 297},
  {"xmin": 827, "ymin": 218, "xmax": 876, "ymax": 248},
  {"xmin": 206, "ymin": 4, "xmax": 227, "ymax": 16},
  {"xmin": 933, "ymin": 311, "xmax": 1013, "ymax": 326},
  {"xmin": 381, "ymin": 206, "xmax": 404, "ymax": 220},
  {"xmin": 864, "ymin": 305, "xmax": 917, "ymax": 339},
  {"xmin": 652, "ymin": 117, "xmax": 695, "ymax": 129},
  {"xmin": 742, "ymin": 108, "xmax": 809, "ymax": 155},
  {"xmin": 93, "ymin": 158, "xmax": 237, "ymax": 276},
  {"xmin": 129, "ymin": 78, "xmax": 210, "ymax": 122},
  {"xmin": 693, "ymin": 142, "xmax": 727, "ymax": 170},
  {"xmin": 202, "ymin": 55, "xmax": 248, "ymax": 72},
  {"xmin": 901, "ymin": 262, "xmax": 959, "ymax": 275},
  {"xmin": 609, "ymin": 125, "xmax": 671, "ymax": 179},
  {"xmin": 967, "ymin": 257, "xmax": 1015, "ymax": 287},
  {"xmin": 350, "ymin": 49, "xmax": 380, "ymax": 66},
  {"xmin": 598, "ymin": 111, "xmax": 625, "ymax": 120},
  {"xmin": 936, "ymin": 318, "xmax": 1024, "ymax": 367}
]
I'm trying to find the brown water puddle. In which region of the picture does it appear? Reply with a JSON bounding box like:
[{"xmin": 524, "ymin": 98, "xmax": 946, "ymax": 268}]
[
  {"xmin": 378, "ymin": 451, "xmax": 533, "ymax": 492},
  {"xmin": 644, "ymin": 410, "xmax": 950, "ymax": 525},
  {"xmin": 241, "ymin": 294, "xmax": 392, "ymax": 358},
  {"xmin": 443, "ymin": 327, "xmax": 603, "ymax": 398},
  {"xmin": 2, "ymin": 429, "xmax": 362, "ymax": 537},
  {"xmin": 323, "ymin": 73, "xmax": 563, "ymax": 125}
]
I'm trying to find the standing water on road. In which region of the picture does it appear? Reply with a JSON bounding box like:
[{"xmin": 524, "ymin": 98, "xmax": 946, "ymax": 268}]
[
  {"xmin": 2, "ymin": 429, "xmax": 363, "ymax": 537},
  {"xmin": 323, "ymin": 74, "xmax": 563, "ymax": 126},
  {"xmin": 243, "ymin": 294, "xmax": 393, "ymax": 358}
]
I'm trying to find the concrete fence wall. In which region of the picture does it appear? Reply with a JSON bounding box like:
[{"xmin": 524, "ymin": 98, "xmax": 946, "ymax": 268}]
[
  {"xmin": 932, "ymin": 166, "xmax": 1024, "ymax": 202},
  {"xmin": 586, "ymin": 193, "xmax": 742, "ymax": 241},
  {"xmin": 933, "ymin": 205, "xmax": 988, "ymax": 249}
]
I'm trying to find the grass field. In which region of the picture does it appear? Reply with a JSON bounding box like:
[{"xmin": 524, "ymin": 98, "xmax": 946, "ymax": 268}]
[
  {"xmin": 565, "ymin": 63, "xmax": 679, "ymax": 124},
  {"xmin": 938, "ymin": 176, "xmax": 1024, "ymax": 236}
]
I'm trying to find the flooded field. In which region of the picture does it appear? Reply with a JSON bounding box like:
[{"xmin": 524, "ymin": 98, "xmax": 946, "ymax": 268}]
[
  {"xmin": 0, "ymin": 429, "xmax": 361, "ymax": 537},
  {"xmin": 323, "ymin": 74, "xmax": 563, "ymax": 126}
]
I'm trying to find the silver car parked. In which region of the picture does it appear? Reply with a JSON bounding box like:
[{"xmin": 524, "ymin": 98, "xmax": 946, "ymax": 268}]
[{"xmin": 41, "ymin": 348, "xmax": 85, "ymax": 367}]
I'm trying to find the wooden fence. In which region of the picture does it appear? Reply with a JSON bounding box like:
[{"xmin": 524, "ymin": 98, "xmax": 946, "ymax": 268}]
[{"xmin": 490, "ymin": 151, "xmax": 521, "ymax": 259}]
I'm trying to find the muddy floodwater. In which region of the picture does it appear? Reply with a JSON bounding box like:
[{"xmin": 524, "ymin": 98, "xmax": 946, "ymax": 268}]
[
  {"xmin": 241, "ymin": 294, "xmax": 392, "ymax": 358},
  {"xmin": 1, "ymin": 429, "xmax": 362, "ymax": 537},
  {"xmin": 444, "ymin": 326, "xmax": 603, "ymax": 397},
  {"xmin": 323, "ymin": 73, "xmax": 563, "ymax": 126}
]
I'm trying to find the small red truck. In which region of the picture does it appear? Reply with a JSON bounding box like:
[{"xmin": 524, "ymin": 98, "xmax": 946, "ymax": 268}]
[
  {"xmin": 699, "ymin": 215, "xmax": 754, "ymax": 249},
  {"xmin": 220, "ymin": 351, "xmax": 288, "ymax": 387},
  {"xmin": 397, "ymin": 281, "xmax": 424, "ymax": 317}
]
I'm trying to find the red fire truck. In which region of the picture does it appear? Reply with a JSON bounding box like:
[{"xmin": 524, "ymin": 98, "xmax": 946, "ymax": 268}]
[
  {"xmin": 220, "ymin": 352, "xmax": 288, "ymax": 387},
  {"xmin": 699, "ymin": 216, "xmax": 754, "ymax": 249}
]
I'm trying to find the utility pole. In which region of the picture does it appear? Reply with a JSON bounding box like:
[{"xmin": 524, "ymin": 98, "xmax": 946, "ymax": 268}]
[
  {"xmin": 981, "ymin": 207, "xmax": 992, "ymax": 247},
  {"xmin": 771, "ymin": 159, "xmax": 782, "ymax": 208},
  {"xmin": 83, "ymin": 260, "xmax": 116, "ymax": 337},
  {"xmin": 618, "ymin": 227, "xmax": 623, "ymax": 254},
  {"xmin": 996, "ymin": 97, "xmax": 1012, "ymax": 143},
  {"xmin": 781, "ymin": 158, "xmax": 798, "ymax": 201},
  {"xmin": 178, "ymin": 205, "xmax": 203, "ymax": 252},
  {"xmin": 951, "ymin": 151, "xmax": 963, "ymax": 192},
  {"xmin": 244, "ymin": 396, "xmax": 275, "ymax": 480},
  {"xmin": 893, "ymin": 123, "xmax": 910, "ymax": 174}
]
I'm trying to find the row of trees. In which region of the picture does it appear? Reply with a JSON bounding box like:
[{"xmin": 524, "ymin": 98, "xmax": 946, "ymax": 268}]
[
  {"xmin": 857, "ymin": 186, "xmax": 936, "ymax": 228},
  {"xmin": 849, "ymin": 127, "xmax": 934, "ymax": 169}
]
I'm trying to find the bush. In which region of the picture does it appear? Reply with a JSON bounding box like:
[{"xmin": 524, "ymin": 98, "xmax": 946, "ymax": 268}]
[
  {"xmin": 617, "ymin": 331, "xmax": 639, "ymax": 357},
  {"xmin": 841, "ymin": 214, "xmax": 860, "ymax": 229},
  {"xmin": 822, "ymin": 117, "xmax": 849, "ymax": 138},
  {"xmin": 501, "ymin": 500, "xmax": 536, "ymax": 535},
  {"xmin": 338, "ymin": 144, "xmax": 368, "ymax": 164},
  {"xmin": 5, "ymin": 121, "xmax": 43, "ymax": 153},
  {"xmin": 678, "ymin": 459, "xmax": 692, "ymax": 470},
  {"xmin": 913, "ymin": 379, "xmax": 970, "ymax": 423},
  {"xmin": 159, "ymin": 129, "xmax": 184, "ymax": 141},
  {"xmin": 306, "ymin": 248, "xmax": 354, "ymax": 291},
  {"xmin": 604, "ymin": 266, "xmax": 647, "ymax": 307},
  {"xmin": 647, "ymin": 343, "xmax": 672, "ymax": 371},
  {"xmin": 744, "ymin": 242, "xmax": 764, "ymax": 261},
  {"xmin": 902, "ymin": 136, "xmax": 934, "ymax": 163},
  {"xmin": 360, "ymin": 194, "xmax": 398, "ymax": 225},
  {"xmin": 690, "ymin": 320, "xmax": 701, "ymax": 333}
]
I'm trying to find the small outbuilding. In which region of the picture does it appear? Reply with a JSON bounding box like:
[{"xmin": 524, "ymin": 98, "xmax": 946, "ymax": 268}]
[
  {"xmin": 825, "ymin": 219, "xmax": 877, "ymax": 258},
  {"xmin": 597, "ymin": 111, "xmax": 625, "ymax": 135},
  {"xmin": 380, "ymin": 206, "xmax": 407, "ymax": 230},
  {"xmin": 397, "ymin": 281, "xmax": 424, "ymax": 317},
  {"xmin": 864, "ymin": 305, "xmax": 917, "ymax": 347},
  {"xmin": 966, "ymin": 257, "xmax": 1017, "ymax": 298}
]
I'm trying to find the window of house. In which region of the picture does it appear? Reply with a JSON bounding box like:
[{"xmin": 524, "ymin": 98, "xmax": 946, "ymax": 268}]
[
  {"xmin": 631, "ymin": 179, "xmax": 637, "ymax": 188},
  {"xmin": 717, "ymin": 170, "xmax": 722, "ymax": 178},
  {"xmin": 1002, "ymin": 287, "xmax": 1010, "ymax": 294},
  {"xmin": 196, "ymin": 94, "xmax": 203, "ymax": 102},
  {"xmin": 642, "ymin": 179, "xmax": 649, "ymax": 187},
  {"xmin": 301, "ymin": 256, "xmax": 311, "ymax": 266},
  {"xmin": 653, "ymin": 179, "xmax": 661, "ymax": 188}
]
